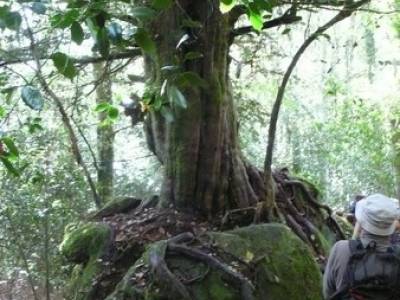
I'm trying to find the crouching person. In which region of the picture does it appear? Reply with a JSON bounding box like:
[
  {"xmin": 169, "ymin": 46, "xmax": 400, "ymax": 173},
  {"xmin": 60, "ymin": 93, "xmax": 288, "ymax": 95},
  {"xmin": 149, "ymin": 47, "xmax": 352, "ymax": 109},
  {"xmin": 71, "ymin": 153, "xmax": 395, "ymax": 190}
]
[{"xmin": 323, "ymin": 194, "xmax": 400, "ymax": 300}]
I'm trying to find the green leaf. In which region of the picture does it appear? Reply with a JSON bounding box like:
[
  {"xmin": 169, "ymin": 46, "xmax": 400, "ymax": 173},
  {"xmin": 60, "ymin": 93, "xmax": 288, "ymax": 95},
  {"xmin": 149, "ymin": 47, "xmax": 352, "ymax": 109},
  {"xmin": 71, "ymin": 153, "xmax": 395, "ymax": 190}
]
[
  {"xmin": 0, "ymin": 156, "xmax": 19, "ymax": 176},
  {"xmin": 1, "ymin": 87, "xmax": 16, "ymax": 104},
  {"xmin": 175, "ymin": 72, "xmax": 208, "ymax": 88},
  {"xmin": 282, "ymin": 28, "xmax": 291, "ymax": 35},
  {"xmin": 108, "ymin": 106, "xmax": 119, "ymax": 120},
  {"xmin": 220, "ymin": 0, "xmax": 236, "ymax": 13},
  {"xmin": 21, "ymin": 86, "xmax": 44, "ymax": 111},
  {"xmin": 71, "ymin": 21, "xmax": 84, "ymax": 44},
  {"xmin": 31, "ymin": 2, "xmax": 47, "ymax": 15},
  {"xmin": 50, "ymin": 10, "xmax": 79, "ymax": 29},
  {"xmin": 95, "ymin": 102, "xmax": 110, "ymax": 112},
  {"xmin": 184, "ymin": 52, "xmax": 203, "ymax": 61},
  {"xmin": 153, "ymin": 95, "xmax": 163, "ymax": 110},
  {"xmin": 248, "ymin": 7, "xmax": 263, "ymax": 32},
  {"xmin": 2, "ymin": 137, "xmax": 18, "ymax": 157},
  {"xmin": 107, "ymin": 22, "xmax": 123, "ymax": 43},
  {"xmin": 51, "ymin": 52, "xmax": 78, "ymax": 79},
  {"xmin": 168, "ymin": 85, "xmax": 187, "ymax": 109},
  {"xmin": 160, "ymin": 106, "xmax": 174, "ymax": 122},
  {"xmin": 28, "ymin": 123, "xmax": 43, "ymax": 134},
  {"xmin": 93, "ymin": 11, "xmax": 108, "ymax": 28},
  {"xmin": 152, "ymin": 0, "xmax": 173, "ymax": 10},
  {"xmin": 131, "ymin": 6, "xmax": 156, "ymax": 21},
  {"xmin": 3, "ymin": 11, "xmax": 22, "ymax": 30},
  {"xmin": 0, "ymin": 106, "xmax": 5, "ymax": 119},
  {"xmin": 134, "ymin": 29, "xmax": 156, "ymax": 55},
  {"xmin": 96, "ymin": 28, "xmax": 110, "ymax": 57},
  {"xmin": 254, "ymin": 0, "xmax": 274, "ymax": 12}
]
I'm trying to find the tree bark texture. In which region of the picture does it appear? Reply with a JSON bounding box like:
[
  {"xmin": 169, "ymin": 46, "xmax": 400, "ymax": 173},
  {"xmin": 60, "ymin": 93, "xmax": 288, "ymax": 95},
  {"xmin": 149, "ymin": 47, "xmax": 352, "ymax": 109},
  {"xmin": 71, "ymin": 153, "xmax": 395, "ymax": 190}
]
[{"xmin": 144, "ymin": 1, "xmax": 263, "ymax": 216}]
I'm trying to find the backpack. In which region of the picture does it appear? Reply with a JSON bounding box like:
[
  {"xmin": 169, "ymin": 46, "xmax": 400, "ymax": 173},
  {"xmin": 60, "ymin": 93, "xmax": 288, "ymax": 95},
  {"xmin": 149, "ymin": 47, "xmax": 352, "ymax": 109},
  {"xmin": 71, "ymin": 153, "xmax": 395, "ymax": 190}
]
[{"xmin": 330, "ymin": 239, "xmax": 400, "ymax": 300}]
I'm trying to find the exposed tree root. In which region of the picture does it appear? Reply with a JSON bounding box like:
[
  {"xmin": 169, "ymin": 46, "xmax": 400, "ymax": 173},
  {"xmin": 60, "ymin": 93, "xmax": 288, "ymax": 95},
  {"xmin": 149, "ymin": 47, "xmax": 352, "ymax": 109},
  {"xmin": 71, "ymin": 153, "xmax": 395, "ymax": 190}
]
[
  {"xmin": 166, "ymin": 235, "xmax": 255, "ymax": 300},
  {"xmin": 149, "ymin": 246, "xmax": 192, "ymax": 300},
  {"xmin": 221, "ymin": 168, "xmax": 345, "ymax": 257}
]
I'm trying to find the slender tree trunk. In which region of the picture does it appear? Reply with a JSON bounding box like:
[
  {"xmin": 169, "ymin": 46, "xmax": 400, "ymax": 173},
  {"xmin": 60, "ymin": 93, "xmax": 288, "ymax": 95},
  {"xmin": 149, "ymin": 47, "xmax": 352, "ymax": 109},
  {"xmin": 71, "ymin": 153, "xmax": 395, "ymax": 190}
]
[
  {"xmin": 391, "ymin": 119, "xmax": 400, "ymax": 200},
  {"xmin": 94, "ymin": 62, "xmax": 114, "ymax": 204},
  {"xmin": 144, "ymin": 1, "xmax": 262, "ymax": 216}
]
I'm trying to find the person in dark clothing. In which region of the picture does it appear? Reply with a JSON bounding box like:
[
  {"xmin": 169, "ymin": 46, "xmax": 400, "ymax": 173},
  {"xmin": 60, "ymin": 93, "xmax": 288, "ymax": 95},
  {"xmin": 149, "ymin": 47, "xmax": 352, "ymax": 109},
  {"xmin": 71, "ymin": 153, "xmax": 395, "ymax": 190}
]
[{"xmin": 323, "ymin": 194, "xmax": 400, "ymax": 300}]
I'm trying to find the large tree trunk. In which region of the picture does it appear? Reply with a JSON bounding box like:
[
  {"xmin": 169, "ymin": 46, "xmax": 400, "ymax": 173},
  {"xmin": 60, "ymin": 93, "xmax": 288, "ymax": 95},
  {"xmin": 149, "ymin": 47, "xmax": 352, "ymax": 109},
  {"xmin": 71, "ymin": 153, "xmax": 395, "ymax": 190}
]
[{"xmin": 144, "ymin": 1, "xmax": 262, "ymax": 216}]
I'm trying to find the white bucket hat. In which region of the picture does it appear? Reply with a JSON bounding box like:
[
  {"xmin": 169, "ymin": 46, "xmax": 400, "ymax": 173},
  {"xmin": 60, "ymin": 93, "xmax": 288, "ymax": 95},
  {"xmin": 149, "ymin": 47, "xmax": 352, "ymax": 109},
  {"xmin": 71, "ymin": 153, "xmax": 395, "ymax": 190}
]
[{"xmin": 355, "ymin": 193, "xmax": 400, "ymax": 236}]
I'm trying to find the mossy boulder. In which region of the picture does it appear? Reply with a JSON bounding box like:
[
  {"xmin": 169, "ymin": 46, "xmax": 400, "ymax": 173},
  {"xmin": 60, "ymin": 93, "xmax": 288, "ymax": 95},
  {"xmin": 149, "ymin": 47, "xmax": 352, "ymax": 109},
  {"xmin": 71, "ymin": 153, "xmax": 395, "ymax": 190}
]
[
  {"xmin": 60, "ymin": 222, "xmax": 112, "ymax": 262},
  {"xmin": 60, "ymin": 222, "xmax": 112, "ymax": 300},
  {"xmin": 106, "ymin": 224, "xmax": 323, "ymax": 300},
  {"xmin": 92, "ymin": 197, "xmax": 142, "ymax": 219}
]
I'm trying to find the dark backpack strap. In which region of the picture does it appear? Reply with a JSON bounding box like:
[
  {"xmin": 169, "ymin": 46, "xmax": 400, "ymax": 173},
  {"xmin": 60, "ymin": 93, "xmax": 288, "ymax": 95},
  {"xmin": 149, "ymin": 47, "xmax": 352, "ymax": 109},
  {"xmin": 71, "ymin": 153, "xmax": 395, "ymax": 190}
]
[
  {"xmin": 349, "ymin": 239, "xmax": 364, "ymax": 254},
  {"xmin": 347, "ymin": 240, "xmax": 366, "ymax": 288}
]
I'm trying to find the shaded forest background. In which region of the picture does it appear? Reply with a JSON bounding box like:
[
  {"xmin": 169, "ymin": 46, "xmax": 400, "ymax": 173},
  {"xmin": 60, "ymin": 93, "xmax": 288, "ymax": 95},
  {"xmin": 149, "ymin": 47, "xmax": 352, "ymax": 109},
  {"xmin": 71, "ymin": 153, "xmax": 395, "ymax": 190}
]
[{"xmin": 0, "ymin": 0, "xmax": 400, "ymax": 298}]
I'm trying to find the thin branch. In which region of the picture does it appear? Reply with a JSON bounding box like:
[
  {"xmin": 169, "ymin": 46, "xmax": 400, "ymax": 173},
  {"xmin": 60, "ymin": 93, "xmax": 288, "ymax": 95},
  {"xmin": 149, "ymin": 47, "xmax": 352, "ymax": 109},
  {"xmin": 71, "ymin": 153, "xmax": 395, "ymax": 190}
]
[
  {"xmin": 24, "ymin": 15, "xmax": 102, "ymax": 208},
  {"xmin": 127, "ymin": 74, "xmax": 146, "ymax": 82},
  {"xmin": 232, "ymin": 12, "xmax": 302, "ymax": 37},
  {"xmin": 0, "ymin": 49, "xmax": 142, "ymax": 68},
  {"xmin": 263, "ymin": 0, "xmax": 370, "ymax": 196},
  {"xmin": 71, "ymin": 116, "xmax": 100, "ymax": 174}
]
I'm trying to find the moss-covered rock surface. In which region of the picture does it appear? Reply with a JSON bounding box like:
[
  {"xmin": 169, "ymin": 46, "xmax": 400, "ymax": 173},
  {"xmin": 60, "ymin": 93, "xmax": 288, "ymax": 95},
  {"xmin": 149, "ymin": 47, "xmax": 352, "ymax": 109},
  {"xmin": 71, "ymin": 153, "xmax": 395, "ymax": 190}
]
[
  {"xmin": 60, "ymin": 222, "xmax": 112, "ymax": 300},
  {"xmin": 105, "ymin": 224, "xmax": 322, "ymax": 300}
]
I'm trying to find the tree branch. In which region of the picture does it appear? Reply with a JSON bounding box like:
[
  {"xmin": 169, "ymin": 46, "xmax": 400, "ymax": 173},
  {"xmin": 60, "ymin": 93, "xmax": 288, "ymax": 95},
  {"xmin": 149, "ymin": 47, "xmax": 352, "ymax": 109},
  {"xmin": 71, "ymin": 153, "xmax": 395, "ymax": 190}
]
[
  {"xmin": 232, "ymin": 13, "xmax": 302, "ymax": 37},
  {"xmin": 263, "ymin": 0, "xmax": 370, "ymax": 209},
  {"xmin": 0, "ymin": 49, "xmax": 142, "ymax": 68},
  {"xmin": 24, "ymin": 16, "xmax": 103, "ymax": 208}
]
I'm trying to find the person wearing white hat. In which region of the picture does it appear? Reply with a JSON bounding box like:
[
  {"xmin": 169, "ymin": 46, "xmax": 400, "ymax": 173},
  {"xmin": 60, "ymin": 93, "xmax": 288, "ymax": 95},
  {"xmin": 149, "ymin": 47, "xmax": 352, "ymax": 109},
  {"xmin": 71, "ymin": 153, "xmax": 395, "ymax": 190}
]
[{"xmin": 323, "ymin": 194, "xmax": 400, "ymax": 300}]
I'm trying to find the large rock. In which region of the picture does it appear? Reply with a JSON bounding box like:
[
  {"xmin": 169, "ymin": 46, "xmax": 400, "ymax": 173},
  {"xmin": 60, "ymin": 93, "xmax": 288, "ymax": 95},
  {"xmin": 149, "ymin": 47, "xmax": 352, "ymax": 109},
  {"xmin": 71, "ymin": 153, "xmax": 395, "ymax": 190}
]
[
  {"xmin": 60, "ymin": 222, "xmax": 112, "ymax": 299},
  {"xmin": 106, "ymin": 224, "xmax": 323, "ymax": 300}
]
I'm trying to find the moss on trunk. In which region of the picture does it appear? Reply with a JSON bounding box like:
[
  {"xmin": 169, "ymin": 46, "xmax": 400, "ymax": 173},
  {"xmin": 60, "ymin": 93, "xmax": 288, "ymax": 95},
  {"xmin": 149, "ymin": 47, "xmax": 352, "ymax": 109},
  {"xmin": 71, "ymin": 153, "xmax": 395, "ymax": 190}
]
[{"xmin": 143, "ymin": 0, "xmax": 261, "ymax": 216}]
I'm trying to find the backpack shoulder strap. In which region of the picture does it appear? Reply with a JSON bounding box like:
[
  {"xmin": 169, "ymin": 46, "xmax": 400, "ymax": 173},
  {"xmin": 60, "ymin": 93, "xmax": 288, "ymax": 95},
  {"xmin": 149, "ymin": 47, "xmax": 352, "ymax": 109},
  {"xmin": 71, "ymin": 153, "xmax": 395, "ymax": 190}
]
[
  {"xmin": 348, "ymin": 239, "xmax": 364, "ymax": 255},
  {"xmin": 390, "ymin": 244, "xmax": 400, "ymax": 256}
]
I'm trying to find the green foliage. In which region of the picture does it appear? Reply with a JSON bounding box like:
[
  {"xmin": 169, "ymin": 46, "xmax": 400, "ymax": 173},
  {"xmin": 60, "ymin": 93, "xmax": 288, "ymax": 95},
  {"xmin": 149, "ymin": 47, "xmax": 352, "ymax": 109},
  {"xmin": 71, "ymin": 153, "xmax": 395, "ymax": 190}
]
[
  {"xmin": 393, "ymin": 0, "xmax": 400, "ymax": 38},
  {"xmin": 71, "ymin": 21, "xmax": 85, "ymax": 45},
  {"xmin": 0, "ymin": 7, "xmax": 22, "ymax": 31},
  {"xmin": 51, "ymin": 10, "xmax": 80, "ymax": 29},
  {"xmin": 220, "ymin": 0, "xmax": 276, "ymax": 30},
  {"xmin": 131, "ymin": 6, "xmax": 157, "ymax": 21},
  {"xmin": 152, "ymin": 0, "xmax": 173, "ymax": 10},
  {"xmin": 0, "ymin": 136, "xmax": 21, "ymax": 177},
  {"xmin": 134, "ymin": 28, "xmax": 156, "ymax": 56},
  {"xmin": 51, "ymin": 52, "xmax": 78, "ymax": 80},
  {"xmin": 95, "ymin": 102, "xmax": 120, "ymax": 124}
]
